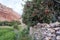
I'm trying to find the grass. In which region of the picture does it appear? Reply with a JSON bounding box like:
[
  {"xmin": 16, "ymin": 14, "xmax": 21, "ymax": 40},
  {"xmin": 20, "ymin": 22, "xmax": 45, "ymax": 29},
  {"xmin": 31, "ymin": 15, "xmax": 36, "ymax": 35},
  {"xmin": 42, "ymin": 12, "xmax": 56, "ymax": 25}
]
[
  {"xmin": 0, "ymin": 28, "xmax": 15, "ymax": 40},
  {"xmin": 0, "ymin": 25, "xmax": 32, "ymax": 40}
]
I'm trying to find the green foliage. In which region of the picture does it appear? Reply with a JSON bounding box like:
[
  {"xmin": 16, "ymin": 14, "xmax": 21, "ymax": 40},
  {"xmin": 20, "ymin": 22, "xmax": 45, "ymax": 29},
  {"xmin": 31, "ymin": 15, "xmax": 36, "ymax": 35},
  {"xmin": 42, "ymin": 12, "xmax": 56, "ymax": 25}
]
[
  {"xmin": 0, "ymin": 28, "xmax": 15, "ymax": 40},
  {"xmin": 0, "ymin": 21, "xmax": 21, "ymax": 26},
  {"xmin": 19, "ymin": 27, "xmax": 32, "ymax": 40},
  {"xmin": 22, "ymin": 0, "xmax": 60, "ymax": 26},
  {"xmin": 22, "ymin": 0, "xmax": 50, "ymax": 26},
  {"xmin": 0, "ymin": 23, "xmax": 31, "ymax": 40}
]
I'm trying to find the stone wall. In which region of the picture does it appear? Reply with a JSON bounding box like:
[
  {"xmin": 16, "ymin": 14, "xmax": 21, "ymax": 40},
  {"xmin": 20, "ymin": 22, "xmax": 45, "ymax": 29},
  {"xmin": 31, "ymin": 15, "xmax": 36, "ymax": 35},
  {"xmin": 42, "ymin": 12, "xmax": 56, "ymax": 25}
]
[{"xmin": 30, "ymin": 22, "xmax": 60, "ymax": 40}]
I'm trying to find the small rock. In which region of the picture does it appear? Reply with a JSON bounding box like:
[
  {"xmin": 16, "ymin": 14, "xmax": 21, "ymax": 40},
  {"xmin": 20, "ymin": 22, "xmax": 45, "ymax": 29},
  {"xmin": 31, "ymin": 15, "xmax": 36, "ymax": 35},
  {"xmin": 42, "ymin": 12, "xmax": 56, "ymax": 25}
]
[
  {"xmin": 54, "ymin": 27, "xmax": 60, "ymax": 31},
  {"xmin": 56, "ymin": 36, "xmax": 60, "ymax": 40},
  {"xmin": 49, "ymin": 22, "xmax": 60, "ymax": 27},
  {"xmin": 56, "ymin": 30, "xmax": 60, "ymax": 35},
  {"xmin": 48, "ymin": 28, "xmax": 55, "ymax": 33},
  {"xmin": 45, "ymin": 37, "xmax": 51, "ymax": 40}
]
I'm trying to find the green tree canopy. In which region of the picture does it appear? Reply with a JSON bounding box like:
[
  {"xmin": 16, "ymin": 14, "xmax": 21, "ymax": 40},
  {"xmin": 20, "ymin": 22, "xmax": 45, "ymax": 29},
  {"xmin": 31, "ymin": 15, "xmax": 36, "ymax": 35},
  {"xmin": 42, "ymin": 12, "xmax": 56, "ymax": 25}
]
[{"xmin": 22, "ymin": 0, "xmax": 60, "ymax": 26}]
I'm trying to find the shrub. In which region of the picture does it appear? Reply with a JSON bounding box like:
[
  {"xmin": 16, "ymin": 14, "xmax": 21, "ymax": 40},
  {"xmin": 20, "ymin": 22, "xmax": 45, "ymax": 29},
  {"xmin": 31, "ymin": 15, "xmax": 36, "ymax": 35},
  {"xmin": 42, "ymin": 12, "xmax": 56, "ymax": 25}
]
[{"xmin": 0, "ymin": 21, "xmax": 21, "ymax": 26}]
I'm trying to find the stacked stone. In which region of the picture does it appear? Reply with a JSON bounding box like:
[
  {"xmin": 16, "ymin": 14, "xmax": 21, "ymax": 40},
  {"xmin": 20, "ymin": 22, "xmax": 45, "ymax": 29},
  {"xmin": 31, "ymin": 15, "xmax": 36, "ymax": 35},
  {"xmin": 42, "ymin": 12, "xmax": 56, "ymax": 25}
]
[{"xmin": 30, "ymin": 22, "xmax": 60, "ymax": 40}]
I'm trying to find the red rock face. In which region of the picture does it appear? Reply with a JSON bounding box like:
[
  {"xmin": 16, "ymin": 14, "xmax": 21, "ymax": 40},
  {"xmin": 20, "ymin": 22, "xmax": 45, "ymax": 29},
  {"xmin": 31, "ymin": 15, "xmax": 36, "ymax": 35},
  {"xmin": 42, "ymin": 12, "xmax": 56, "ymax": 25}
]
[{"xmin": 0, "ymin": 3, "xmax": 21, "ymax": 21}]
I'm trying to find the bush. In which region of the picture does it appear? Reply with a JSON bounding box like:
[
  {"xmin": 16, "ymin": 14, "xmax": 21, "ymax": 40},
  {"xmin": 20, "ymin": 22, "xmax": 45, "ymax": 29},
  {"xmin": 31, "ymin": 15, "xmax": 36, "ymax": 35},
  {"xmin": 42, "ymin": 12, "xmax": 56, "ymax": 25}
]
[{"xmin": 0, "ymin": 21, "xmax": 21, "ymax": 26}]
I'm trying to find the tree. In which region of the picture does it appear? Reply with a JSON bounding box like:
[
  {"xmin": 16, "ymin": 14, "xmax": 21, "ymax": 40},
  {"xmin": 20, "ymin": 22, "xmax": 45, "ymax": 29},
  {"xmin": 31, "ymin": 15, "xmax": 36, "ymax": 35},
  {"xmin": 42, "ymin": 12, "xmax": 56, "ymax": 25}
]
[{"xmin": 22, "ymin": 0, "xmax": 60, "ymax": 26}]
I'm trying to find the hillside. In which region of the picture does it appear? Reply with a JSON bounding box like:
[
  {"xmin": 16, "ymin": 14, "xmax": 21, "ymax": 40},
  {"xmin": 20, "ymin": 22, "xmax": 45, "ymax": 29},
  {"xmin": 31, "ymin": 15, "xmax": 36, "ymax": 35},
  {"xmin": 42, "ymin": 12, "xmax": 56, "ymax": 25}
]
[{"xmin": 0, "ymin": 3, "xmax": 21, "ymax": 22}]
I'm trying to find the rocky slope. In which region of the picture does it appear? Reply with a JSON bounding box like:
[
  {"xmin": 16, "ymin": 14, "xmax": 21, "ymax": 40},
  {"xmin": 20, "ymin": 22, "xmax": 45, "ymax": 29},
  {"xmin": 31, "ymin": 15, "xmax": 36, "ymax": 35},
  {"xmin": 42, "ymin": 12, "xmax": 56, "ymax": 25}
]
[{"xmin": 0, "ymin": 3, "xmax": 20, "ymax": 21}]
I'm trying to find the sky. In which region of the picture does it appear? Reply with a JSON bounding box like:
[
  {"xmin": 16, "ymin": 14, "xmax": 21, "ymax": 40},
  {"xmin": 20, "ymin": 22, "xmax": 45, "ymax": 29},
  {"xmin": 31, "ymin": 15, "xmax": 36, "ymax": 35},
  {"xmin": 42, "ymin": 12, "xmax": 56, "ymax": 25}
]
[{"xmin": 0, "ymin": 0, "xmax": 27, "ymax": 15}]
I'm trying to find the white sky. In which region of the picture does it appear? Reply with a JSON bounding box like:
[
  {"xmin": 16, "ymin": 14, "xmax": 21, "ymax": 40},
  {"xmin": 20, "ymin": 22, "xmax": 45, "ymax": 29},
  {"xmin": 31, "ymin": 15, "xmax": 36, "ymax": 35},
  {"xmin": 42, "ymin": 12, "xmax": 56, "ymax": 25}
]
[{"xmin": 0, "ymin": 0, "xmax": 27, "ymax": 15}]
